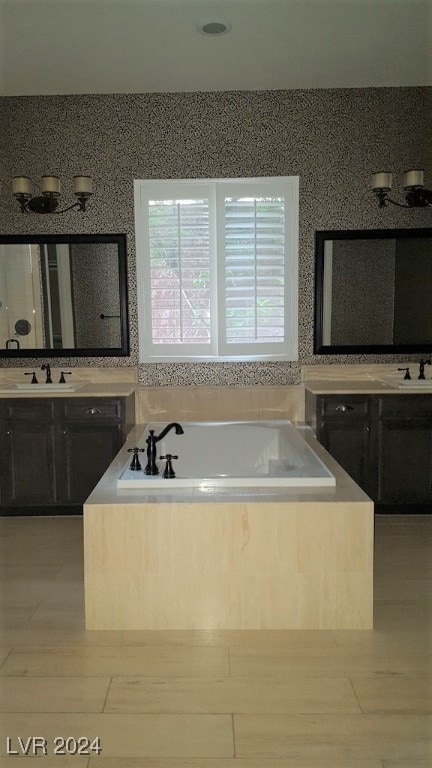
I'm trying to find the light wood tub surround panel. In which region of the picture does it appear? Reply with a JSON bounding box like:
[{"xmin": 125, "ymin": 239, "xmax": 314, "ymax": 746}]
[
  {"xmin": 84, "ymin": 500, "xmax": 373, "ymax": 631},
  {"xmin": 136, "ymin": 385, "xmax": 304, "ymax": 424}
]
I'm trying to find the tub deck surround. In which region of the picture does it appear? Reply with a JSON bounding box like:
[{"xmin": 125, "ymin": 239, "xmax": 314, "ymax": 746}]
[
  {"xmin": 84, "ymin": 423, "xmax": 373, "ymax": 631},
  {"xmin": 136, "ymin": 384, "xmax": 305, "ymax": 424}
]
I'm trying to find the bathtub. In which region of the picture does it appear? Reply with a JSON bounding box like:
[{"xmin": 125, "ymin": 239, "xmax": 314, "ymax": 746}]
[{"xmin": 117, "ymin": 420, "xmax": 335, "ymax": 489}]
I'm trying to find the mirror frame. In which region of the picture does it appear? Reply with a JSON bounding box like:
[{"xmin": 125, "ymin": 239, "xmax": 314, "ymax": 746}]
[
  {"xmin": 314, "ymin": 227, "xmax": 432, "ymax": 355},
  {"xmin": 0, "ymin": 233, "xmax": 130, "ymax": 358}
]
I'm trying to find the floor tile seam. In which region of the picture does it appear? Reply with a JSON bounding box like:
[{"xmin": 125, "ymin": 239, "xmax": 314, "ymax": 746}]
[
  {"xmin": 100, "ymin": 706, "xmax": 371, "ymax": 715},
  {"xmin": 0, "ymin": 600, "xmax": 40, "ymax": 615},
  {"xmin": 101, "ymin": 677, "xmax": 113, "ymax": 713},
  {"xmin": 0, "ymin": 673, "xmax": 113, "ymax": 680},
  {"xmin": 0, "ymin": 643, "xmax": 207, "ymax": 650},
  {"xmin": 232, "ymin": 711, "xmax": 432, "ymax": 719},
  {"xmin": 0, "ymin": 711, "xmax": 240, "ymax": 726},
  {"xmin": 347, "ymin": 676, "xmax": 365, "ymax": 714},
  {"xmin": 231, "ymin": 712, "xmax": 236, "ymax": 757},
  {"xmin": 106, "ymin": 673, "xmax": 359, "ymax": 681},
  {"xmin": 0, "ymin": 647, "xmax": 13, "ymax": 670},
  {"xmin": 0, "ymin": 672, "xmax": 118, "ymax": 678},
  {"xmin": 26, "ymin": 600, "xmax": 47, "ymax": 620},
  {"xmin": 0, "ymin": 707, "xmax": 113, "ymax": 714}
]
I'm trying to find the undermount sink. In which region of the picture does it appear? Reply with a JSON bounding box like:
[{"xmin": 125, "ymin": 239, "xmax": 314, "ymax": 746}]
[
  {"xmin": 386, "ymin": 378, "xmax": 432, "ymax": 390},
  {"xmin": 1, "ymin": 383, "xmax": 82, "ymax": 392}
]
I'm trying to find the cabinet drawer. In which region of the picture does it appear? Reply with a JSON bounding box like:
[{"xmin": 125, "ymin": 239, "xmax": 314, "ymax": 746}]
[
  {"xmin": 62, "ymin": 399, "xmax": 123, "ymax": 421},
  {"xmin": 318, "ymin": 396, "xmax": 370, "ymax": 418},
  {"xmin": 4, "ymin": 399, "xmax": 55, "ymax": 422},
  {"xmin": 379, "ymin": 395, "xmax": 432, "ymax": 416}
]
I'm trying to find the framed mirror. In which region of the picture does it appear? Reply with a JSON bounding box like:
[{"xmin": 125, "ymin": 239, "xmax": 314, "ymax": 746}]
[
  {"xmin": 0, "ymin": 233, "xmax": 130, "ymax": 358},
  {"xmin": 314, "ymin": 227, "xmax": 432, "ymax": 355}
]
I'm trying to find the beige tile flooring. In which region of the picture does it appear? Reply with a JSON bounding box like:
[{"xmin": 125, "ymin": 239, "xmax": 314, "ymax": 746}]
[{"xmin": 0, "ymin": 514, "xmax": 430, "ymax": 767}]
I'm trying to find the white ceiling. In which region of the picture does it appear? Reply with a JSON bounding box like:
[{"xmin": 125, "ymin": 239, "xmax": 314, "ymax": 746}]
[{"xmin": 0, "ymin": 0, "xmax": 431, "ymax": 97}]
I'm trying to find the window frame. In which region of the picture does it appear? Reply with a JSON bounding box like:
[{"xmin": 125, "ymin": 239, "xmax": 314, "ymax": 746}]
[{"xmin": 134, "ymin": 176, "xmax": 299, "ymax": 363}]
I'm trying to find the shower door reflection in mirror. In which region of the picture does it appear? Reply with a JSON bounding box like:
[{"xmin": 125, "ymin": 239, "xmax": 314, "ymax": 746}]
[{"xmin": 0, "ymin": 234, "xmax": 129, "ymax": 358}]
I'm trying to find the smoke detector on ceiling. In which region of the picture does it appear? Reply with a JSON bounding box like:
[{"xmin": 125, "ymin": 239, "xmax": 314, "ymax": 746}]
[{"xmin": 197, "ymin": 19, "xmax": 232, "ymax": 36}]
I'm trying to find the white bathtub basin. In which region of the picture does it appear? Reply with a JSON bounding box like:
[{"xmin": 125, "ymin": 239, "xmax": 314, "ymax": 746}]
[{"xmin": 117, "ymin": 420, "xmax": 336, "ymax": 489}]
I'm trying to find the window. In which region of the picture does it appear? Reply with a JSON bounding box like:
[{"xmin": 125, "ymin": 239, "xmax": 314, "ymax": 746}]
[{"xmin": 134, "ymin": 176, "xmax": 299, "ymax": 362}]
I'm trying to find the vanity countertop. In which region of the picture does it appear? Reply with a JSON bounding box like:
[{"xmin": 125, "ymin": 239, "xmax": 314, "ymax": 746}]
[
  {"xmin": 304, "ymin": 378, "xmax": 432, "ymax": 395},
  {"xmin": 0, "ymin": 382, "xmax": 137, "ymax": 398}
]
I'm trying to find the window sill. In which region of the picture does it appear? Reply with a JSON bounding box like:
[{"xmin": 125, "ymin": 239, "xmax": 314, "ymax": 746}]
[{"xmin": 140, "ymin": 355, "xmax": 298, "ymax": 363}]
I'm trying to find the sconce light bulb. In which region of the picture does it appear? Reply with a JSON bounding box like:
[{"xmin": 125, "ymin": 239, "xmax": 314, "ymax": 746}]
[
  {"xmin": 403, "ymin": 169, "xmax": 424, "ymax": 189},
  {"xmin": 41, "ymin": 176, "xmax": 61, "ymax": 195},
  {"xmin": 73, "ymin": 176, "xmax": 93, "ymax": 195},
  {"xmin": 372, "ymin": 171, "xmax": 392, "ymax": 191},
  {"xmin": 12, "ymin": 176, "xmax": 33, "ymax": 197}
]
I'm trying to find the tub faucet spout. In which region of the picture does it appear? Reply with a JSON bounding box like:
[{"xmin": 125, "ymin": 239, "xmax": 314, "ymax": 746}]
[{"xmin": 144, "ymin": 422, "xmax": 184, "ymax": 475}]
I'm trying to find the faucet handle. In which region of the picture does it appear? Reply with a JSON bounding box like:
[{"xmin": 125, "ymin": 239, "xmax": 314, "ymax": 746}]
[
  {"xmin": 25, "ymin": 372, "xmax": 38, "ymax": 384},
  {"xmin": 160, "ymin": 454, "xmax": 178, "ymax": 479},
  {"xmin": 59, "ymin": 371, "xmax": 72, "ymax": 384},
  {"xmin": 128, "ymin": 447, "xmax": 145, "ymax": 471},
  {"xmin": 398, "ymin": 367, "xmax": 411, "ymax": 380}
]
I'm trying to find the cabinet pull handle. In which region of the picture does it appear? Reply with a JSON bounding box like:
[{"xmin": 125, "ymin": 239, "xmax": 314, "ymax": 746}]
[
  {"xmin": 83, "ymin": 407, "xmax": 102, "ymax": 415},
  {"xmin": 335, "ymin": 404, "xmax": 354, "ymax": 412}
]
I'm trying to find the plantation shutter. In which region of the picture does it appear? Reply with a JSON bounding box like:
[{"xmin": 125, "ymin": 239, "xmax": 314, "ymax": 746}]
[
  {"xmin": 136, "ymin": 182, "xmax": 217, "ymax": 358},
  {"xmin": 135, "ymin": 177, "xmax": 298, "ymax": 361},
  {"xmin": 220, "ymin": 192, "xmax": 286, "ymax": 355}
]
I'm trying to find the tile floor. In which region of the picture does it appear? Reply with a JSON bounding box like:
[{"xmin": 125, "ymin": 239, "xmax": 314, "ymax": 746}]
[{"xmin": 0, "ymin": 513, "xmax": 430, "ymax": 766}]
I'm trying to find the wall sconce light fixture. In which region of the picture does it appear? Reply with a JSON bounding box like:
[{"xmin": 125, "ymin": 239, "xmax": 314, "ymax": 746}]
[
  {"xmin": 372, "ymin": 169, "xmax": 432, "ymax": 208},
  {"xmin": 12, "ymin": 175, "xmax": 93, "ymax": 214}
]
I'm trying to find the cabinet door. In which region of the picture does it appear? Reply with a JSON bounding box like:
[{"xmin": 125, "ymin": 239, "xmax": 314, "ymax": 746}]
[
  {"xmin": 1, "ymin": 401, "xmax": 57, "ymax": 505},
  {"xmin": 60, "ymin": 421, "xmax": 123, "ymax": 504},
  {"xmin": 378, "ymin": 395, "xmax": 432, "ymax": 506},
  {"xmin": 377, "ymin": 416, "xmax": 432, "ymax": 503},
  {"xmin": 316, "ymin": 396, "xmax": 374, "ymax": 496}
]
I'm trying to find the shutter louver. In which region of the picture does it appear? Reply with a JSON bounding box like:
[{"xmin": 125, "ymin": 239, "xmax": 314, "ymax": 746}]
[
  {"xmin": 148, "ymin": 198, "xmax": 211, "ymax": 345},
  {"xmin": 224, "ymin": 197, "xmax": 285, "ymax": 344}
]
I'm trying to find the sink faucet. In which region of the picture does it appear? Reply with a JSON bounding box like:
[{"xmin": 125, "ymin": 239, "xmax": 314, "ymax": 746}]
[
  {"xmin": 144, "ymin": 422, "xmax": 184, "ymax": 475},
  {"xmin": 41, "ymin": 363, "xmax": 52, "ymax": 383},
  {"xmin": 418, "ymin": 359, "xmax": 431, "ymax": 380}
]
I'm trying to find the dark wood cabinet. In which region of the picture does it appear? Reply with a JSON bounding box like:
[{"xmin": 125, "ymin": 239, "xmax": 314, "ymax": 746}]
[
  {"xmin": 59, "ymin": 400, "xmax": 127, "ymax": 504},
  {"xmin": 1, "ymin": 400, "xmax": 57, "ymax": 505},
  {"xmin": 0, "ymin": 395, "xmax": 134, "ymax": 514},
  {"xmin": 376, "ymin": 396, "xmax": 432, "ymax": 507},
  {"xmin": 306, "ymin": 391, "xmax": 432, "ymax": 512},
  {"xmin": 314, "ymin": 396, "xmax": 375, "ymax": 498}
]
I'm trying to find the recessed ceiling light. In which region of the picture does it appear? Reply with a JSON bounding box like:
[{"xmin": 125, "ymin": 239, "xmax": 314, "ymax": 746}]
[{"xmin": 197, "ymin": 19, "xmax": 232, "ymax": 36}]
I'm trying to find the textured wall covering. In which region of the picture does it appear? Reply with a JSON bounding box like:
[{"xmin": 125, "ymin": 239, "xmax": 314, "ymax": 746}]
[
  {"xmin": 0, "ymin": 88, "xmax": 430, "ymax": 385},
  {"xmin": 330, "ymin": 239, "xmax": 396, "ymax": 345},
  {"xmin": 70, "ymin": 242, "xmax": 121, "ymax": 348}
]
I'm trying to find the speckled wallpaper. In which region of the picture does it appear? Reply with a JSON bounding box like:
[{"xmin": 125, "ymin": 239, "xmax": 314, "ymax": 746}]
[
  {"xmin": 69, "ymin": 242, "xmax": 121, "ymax": 348},
  {"xmin": 330, "ymin": 239, "xmax": 396, "ymax": 345},
  {"xmin": 0, "ymin": 88, "xmax": 430, "ymax": 384}
]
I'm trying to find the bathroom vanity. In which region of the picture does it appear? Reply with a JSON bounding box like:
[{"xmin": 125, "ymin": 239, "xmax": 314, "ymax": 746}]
[
  {"xmin": 0, "ymin": 383, "xmax": 135, "ymax": 514},
  {"xmin": 305, "ymin": 372, "xmax": 432, "ymax": 512}
]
